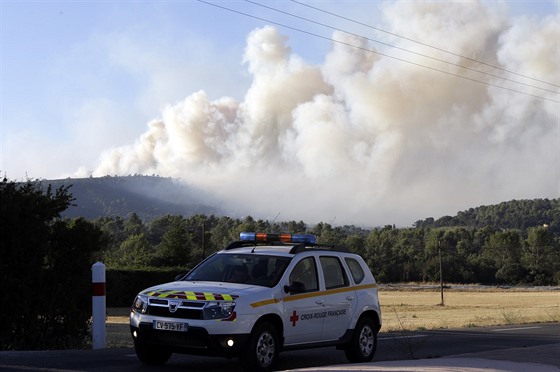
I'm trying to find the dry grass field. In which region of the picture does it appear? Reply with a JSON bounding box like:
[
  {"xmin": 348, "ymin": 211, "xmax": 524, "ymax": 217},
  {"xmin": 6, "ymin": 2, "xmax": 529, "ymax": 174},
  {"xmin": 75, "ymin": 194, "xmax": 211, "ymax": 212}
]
[
  {"xmin": 105, "ymin": 285, "xmax": 560, "ymax": 347},
  {"xmin": 379, "ymin": 285, "xmax": 560, "ymax": 332}
]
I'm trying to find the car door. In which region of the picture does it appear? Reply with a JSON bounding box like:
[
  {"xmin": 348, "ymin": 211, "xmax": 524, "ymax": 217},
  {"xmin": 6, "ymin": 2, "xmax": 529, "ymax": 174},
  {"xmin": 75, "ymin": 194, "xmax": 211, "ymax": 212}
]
[
  {"xmin": 282, "ymin": 256, "xmax": 324, "ymax": 345},
  {"xmin": 319, "ymin": 255, "xmax": 356, "ymax": 340}
]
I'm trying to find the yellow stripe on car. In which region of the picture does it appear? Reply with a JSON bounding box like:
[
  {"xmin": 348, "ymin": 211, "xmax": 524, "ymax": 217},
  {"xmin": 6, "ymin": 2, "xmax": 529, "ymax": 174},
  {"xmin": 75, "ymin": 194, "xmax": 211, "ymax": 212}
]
[{"xmin": 250, "ymin": 283, "xmax": 377, "ymax": 308}]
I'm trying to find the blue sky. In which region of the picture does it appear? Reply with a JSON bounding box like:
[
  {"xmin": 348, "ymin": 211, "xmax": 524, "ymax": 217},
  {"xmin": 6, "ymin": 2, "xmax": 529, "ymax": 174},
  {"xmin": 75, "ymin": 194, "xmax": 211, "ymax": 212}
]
[
  {"xmin": 1, "ymin": 1, "xmax": 558, "ymax": 226},
  {"xmin": 2, "ymin": 1, "xmax": 256, "ymax": 178},
  {"xmin": 1, "ymin": 0, "xmax": 356, "ymax": 180}
]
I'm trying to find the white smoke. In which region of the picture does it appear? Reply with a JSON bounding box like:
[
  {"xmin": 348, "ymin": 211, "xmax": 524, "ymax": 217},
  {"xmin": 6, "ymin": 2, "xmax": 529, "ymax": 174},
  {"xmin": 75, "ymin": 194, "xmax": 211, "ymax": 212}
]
[{"xmin": 91, "ymin": 2, "xmax": 559, "ymax": 226}]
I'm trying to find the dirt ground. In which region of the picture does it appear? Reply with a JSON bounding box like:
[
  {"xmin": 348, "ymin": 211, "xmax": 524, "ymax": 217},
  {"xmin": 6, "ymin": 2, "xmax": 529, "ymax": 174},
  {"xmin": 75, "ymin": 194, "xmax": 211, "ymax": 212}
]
[{"xmin": 378, "ymin": 286, "xmax": 560, "ymax": 332}]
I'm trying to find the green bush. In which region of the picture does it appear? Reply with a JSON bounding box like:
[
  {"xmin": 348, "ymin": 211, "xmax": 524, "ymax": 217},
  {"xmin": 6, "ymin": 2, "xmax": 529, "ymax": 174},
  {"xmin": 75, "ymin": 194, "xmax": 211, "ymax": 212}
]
[{"xmin": 0, "ymin": 178, "xmax": 101, "ymax": 350}]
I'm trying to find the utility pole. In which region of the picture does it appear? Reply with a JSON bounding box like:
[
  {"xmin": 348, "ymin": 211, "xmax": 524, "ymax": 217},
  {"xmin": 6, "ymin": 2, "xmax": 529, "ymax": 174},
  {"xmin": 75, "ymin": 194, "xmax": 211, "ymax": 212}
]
[
  {"xmin": 201, "ymin": 218, "xmax": 206, "ymax": 259},
  {"xmin": 439, "ymin": 240, "xmax": 444, "ymax": 306}
]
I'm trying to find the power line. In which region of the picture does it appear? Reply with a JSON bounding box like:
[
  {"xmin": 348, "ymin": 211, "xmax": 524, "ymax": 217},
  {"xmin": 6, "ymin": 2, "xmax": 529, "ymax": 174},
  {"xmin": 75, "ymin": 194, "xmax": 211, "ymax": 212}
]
[
  {"xmin": 197, "ymin": 0, "xmax": 559, "ymax": 104},
  {"xmin": 289, "ymin": 0, "xmax": 560, "ymax": 90},
  {"xmin": 246, "ymin": 0, "xmax": 558, "ymax": 95}
]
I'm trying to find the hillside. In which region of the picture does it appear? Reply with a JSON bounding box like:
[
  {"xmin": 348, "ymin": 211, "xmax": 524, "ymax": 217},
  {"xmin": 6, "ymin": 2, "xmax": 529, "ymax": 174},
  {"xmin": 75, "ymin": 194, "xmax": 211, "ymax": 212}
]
[
  {"xmin": 414, "ymin": 198, "xmax": 560, "ymax": 233},
  {"xmin": 43, "ymin": 175, "xmax": 219, "ymax": 221},
  {"xmin": 41, "ymin": 176, "xmax": 559, "ymax": 232}
]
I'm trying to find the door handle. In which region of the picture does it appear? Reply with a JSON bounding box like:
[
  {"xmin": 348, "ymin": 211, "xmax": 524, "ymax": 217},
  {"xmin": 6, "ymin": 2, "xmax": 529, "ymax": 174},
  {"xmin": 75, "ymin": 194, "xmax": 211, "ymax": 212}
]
[
  {"xmin": 346, "ymin": 296, "xmax": 354, "ymax": 301},
  {"xmin": 315, "ymin": 300, "xmax": 324, "ymax": 305}
]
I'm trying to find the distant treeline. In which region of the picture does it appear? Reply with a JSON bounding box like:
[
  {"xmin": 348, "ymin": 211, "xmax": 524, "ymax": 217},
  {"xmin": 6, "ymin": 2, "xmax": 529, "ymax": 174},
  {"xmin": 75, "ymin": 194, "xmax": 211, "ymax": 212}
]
[
  {"xmin": 35, "ymin": 176, "xmax": 560, "ymax": 285},
  {"xmin": 95, "ymin": 199, "xmax": 560, "ymax": 285},
  {"xmin": 414, "ymin": 198, "xmax": 559, "ymax": 232}
]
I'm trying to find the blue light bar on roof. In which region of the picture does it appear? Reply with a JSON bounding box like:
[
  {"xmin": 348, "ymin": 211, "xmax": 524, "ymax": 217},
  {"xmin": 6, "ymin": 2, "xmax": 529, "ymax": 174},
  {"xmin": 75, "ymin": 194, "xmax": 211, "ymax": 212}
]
[{"xmin": 240, "ymin": 232, "xmax": 316, "ymax": 245}]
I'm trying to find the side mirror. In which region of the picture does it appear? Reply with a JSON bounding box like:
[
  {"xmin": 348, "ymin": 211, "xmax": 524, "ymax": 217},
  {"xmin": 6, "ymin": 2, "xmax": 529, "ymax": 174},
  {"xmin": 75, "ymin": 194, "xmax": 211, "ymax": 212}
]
[
  {"xmin": 284, "ymin": 281, "xmax": 306, "ymax": 294},
  {"xmin": 175, "ymin": 268, "xmax": 192, "ymax": 281}
]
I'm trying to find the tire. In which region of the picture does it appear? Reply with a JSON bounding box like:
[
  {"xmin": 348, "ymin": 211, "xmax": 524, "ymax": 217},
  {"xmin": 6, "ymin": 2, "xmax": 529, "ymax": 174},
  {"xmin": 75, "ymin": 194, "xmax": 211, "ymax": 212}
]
[
  {"xmin": 134, "ymin": 341, "xmax": 172, "ymax": 365},
  {"xmin": 241, "ymin": 321, "xmax": 279, "ymax": 372},
  {"xmin": 344, "ymin": 316, "xmax": 377, "ymax": 363}
]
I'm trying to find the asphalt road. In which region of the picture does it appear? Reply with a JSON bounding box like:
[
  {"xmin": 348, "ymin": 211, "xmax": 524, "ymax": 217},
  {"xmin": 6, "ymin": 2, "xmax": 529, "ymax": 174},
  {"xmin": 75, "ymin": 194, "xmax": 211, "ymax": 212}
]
[{"xmin": 1, "ymin": 323, "xmax": 559, "ymax": 371}]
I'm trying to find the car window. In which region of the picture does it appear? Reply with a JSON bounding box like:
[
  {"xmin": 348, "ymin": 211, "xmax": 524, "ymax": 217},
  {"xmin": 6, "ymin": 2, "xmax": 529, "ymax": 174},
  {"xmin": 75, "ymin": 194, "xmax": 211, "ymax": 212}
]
[
  {"xmin": 184, "ymin": 253, "xmax": 290, "ymax": 287},
  {"xmin": 344, "ymin": 257, "xmax": 365, "ymax": 284},
  {"xmin": 288, "ymin": 257, "xmax": 318, "ymax": 293},
  {"xmin": 267, "ymin": 257, "xmax": 291, "ymax": 286},
  {"xmin": 320, "ymin": 256, "xmax": 349, "ymax": 289}
]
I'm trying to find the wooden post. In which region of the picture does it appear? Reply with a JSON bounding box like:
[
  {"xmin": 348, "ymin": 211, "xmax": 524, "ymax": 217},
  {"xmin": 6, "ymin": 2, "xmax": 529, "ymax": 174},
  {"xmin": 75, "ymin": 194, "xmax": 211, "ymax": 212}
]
[{"xmin": 439, "ymin": 245, "xmax": 444, "ymax": 306}]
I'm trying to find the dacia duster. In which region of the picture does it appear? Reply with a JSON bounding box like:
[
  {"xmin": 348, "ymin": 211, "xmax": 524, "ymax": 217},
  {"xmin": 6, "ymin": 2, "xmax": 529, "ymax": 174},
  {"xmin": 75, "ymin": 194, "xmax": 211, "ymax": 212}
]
[{"xmin": 130, "ymin": 232, "xmax": 382, "ymax": 371}]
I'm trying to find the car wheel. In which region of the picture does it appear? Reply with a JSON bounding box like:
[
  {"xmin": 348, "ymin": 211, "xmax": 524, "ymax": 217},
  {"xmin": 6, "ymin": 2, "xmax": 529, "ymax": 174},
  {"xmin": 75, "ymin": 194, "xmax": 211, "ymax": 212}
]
[
  {"xmin": 241, "ymin": 321, "xmax": 279, "ymax": 372},
  {"xmin": 345, "ymin": 316, "xmax": 377, "ymax": 363},
  {"xmin": 134, "ymin": 341, "xmax": 172, "ymax": 365}
]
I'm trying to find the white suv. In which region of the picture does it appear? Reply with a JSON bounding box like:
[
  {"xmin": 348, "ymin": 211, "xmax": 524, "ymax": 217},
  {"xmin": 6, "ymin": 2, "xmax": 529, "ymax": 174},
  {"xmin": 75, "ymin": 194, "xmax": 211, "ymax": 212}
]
[{"xmin": 130, "ymin": 232, "xmax": 382, "ymax": 371}]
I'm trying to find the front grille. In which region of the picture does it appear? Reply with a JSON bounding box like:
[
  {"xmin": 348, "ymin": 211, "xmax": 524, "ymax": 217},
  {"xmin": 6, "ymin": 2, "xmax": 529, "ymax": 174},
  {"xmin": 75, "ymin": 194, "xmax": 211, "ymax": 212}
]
[
  {"xmin": 148, "ymin": 306, "xmax": 203, "ymax": 319},
  {"xmin": 146, "ymin": 298, "xmax": 205, "ymax": 319}
]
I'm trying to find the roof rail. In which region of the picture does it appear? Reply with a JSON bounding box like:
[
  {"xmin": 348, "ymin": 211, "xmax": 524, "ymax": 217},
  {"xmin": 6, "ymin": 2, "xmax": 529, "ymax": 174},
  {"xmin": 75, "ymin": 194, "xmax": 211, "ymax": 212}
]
[{"xmin": 289, "ymin": 244, "xmax": 349, "ymax": 254}]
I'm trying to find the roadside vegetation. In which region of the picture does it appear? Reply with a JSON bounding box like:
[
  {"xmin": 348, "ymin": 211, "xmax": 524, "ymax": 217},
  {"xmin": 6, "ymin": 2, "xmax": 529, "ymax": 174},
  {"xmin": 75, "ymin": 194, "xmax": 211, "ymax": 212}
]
[{"xmin": 0, "ymin": 177, "xmax": 102, "ymax": 350}]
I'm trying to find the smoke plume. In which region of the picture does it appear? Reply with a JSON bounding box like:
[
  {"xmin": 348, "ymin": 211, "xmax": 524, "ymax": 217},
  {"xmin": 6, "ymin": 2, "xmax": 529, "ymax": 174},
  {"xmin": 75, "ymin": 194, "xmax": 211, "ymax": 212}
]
[{"xmin": 91, "ymin": 2, "xmax": 559, "ymax": 226}]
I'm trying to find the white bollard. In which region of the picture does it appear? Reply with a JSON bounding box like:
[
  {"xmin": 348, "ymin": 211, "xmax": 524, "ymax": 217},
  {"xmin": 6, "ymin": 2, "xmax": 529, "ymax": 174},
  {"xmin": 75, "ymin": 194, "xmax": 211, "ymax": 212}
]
[{"xmin": 91, "ymin": 262, "xmax": 106, "ymax": 349}]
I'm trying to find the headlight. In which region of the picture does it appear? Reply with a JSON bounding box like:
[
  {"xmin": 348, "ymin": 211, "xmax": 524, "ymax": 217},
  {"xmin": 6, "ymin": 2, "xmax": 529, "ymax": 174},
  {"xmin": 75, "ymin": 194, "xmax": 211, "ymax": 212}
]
[
  {"xmin": 132, "ymin": 294, "xmax": 148, "ymax": 314},
  {"xmin": 203, "ymin": 301, "xmax": 236, "ymax": 320}
]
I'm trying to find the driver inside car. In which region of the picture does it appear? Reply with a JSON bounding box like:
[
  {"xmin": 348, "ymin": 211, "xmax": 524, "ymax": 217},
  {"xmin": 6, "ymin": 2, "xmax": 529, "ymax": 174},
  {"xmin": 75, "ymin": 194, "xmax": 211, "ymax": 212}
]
[{"xmin": 228, "ymin": 265, "xmax": 249, "ymax": 283}]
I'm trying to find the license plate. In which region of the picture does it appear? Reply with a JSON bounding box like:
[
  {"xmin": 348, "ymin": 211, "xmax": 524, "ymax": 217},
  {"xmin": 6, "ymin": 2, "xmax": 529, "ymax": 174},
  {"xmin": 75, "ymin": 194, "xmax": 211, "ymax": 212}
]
[{"xmin": 153, "ymin": 320, "xmax": 188, "ymax": 332}]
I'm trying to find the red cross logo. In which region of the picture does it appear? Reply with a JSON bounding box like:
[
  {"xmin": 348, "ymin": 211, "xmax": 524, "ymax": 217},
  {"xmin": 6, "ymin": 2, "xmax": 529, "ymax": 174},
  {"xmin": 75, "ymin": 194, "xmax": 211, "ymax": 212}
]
[{"xmin": 290, "ymin": 310, "xmax": 299, "ymax": 327}]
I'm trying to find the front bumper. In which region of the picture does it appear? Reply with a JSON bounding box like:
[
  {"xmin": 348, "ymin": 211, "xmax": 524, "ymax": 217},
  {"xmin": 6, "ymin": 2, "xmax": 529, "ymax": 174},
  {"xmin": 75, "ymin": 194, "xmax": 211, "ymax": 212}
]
[{"xmin": 130, "ymin": 322, "xmax": 250, "ymax": 357}]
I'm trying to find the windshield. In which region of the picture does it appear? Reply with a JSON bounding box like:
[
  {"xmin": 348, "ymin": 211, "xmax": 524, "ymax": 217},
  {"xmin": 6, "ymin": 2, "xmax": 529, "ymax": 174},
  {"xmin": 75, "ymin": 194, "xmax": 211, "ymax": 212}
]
[{"xmin": 184, "ymin": 253, "xmax": 291, "ymax": 288}]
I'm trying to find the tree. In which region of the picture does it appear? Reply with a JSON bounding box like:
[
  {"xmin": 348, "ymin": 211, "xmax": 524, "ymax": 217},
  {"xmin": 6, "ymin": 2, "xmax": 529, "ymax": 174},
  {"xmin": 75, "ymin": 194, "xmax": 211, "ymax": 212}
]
[
  {"xmin": 422, "ymin": 229, "xmax": 444, "ymax": 283},
  {"xmin": 0, "ymin": 177, "xmax": 102, "ymax": 350},
  {"xmin": 363, "ymin": 226, "xmax": 396, "ymax": 282},
  {"xmin": 104, "ymin": 233, "xmax": 155, "ymax": 269},
  {"xmin": 209, "ymin": 216, "xmax": 240, "ymax": 253},
  {"xmin": 124, "ymin": 212, "xmax": 145, "ymax": 236},
  {"xmin": 483, "ymin": 229, "xmax": 525, "ymax": 284},
  {"xmin": 147, "ymin": 215, "xmax": 181, "ymax": 246},
  {"xmin": 41, "ymin": 218, "xmax": 102, "ymax": 347},
  {"xmin": 237, "ymin": 215, "xmax": 257, "ymax": 234},
  {"xmin": 393, "ymin": 228, "xmax": 425, "ymax": 282},
  {"xmin": 310, "ymin": 223, "xmax": 341, "ymax": 244},
  {"xmin": 522, "ymin": 226, "xmax": 556, "ymax": 285},
  {"xmin": 154, "ymin": 216, "xmax": 198, "ymax": 267},
  {"xmin": 344, "ymin": 233, "xmax": 366, "ymax": 257},
  {"xmin": 95, "ymin": 216, "xmax": 127, "ymax": 258}
]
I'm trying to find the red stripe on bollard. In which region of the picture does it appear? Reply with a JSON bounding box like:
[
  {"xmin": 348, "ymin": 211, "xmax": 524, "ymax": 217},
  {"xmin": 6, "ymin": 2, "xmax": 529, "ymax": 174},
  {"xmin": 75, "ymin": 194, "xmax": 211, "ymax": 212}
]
[{"xmin": 92, "ymin": 282, "xmax": 106, "ymax": 296}]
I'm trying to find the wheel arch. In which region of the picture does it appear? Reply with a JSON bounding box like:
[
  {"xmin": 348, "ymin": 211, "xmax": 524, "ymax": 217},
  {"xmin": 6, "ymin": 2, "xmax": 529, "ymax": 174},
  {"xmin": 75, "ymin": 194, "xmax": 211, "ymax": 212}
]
[
  {"xmin": 360, "ymin": 310, "xmax": 381, "ymax": 332},
  {"xmin": 254, "ymin": 313, "xmax": 285, "ymax": 348}
]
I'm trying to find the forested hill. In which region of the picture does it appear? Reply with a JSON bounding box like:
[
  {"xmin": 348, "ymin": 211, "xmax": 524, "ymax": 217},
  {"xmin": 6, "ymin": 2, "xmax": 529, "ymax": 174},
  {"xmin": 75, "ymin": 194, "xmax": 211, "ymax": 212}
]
[
  {"xmin": 414, "ymin": 198, "xmax": 560, "ymax": 233},
  {"xmin": 43, "ymin": 175, "xmax": 219, "ymax": 221},
  {"xmin": 43, "ymin": 176, "xmax": 559, "ymax": 232}
]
